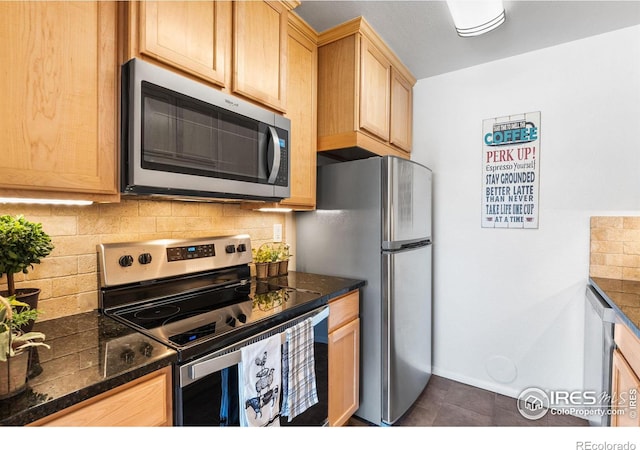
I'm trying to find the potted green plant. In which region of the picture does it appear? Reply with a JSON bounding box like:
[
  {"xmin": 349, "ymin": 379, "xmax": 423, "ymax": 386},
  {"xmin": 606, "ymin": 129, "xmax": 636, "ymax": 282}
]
[
  {"xmin": 0, "ymin": 215, "xmax": 54, "ymax": 316},
  {"xmin": 0, "ymin": 294, "xmax": 49, "ymax": 399},
  {"xmin": 276, "ymin": 243, "xmax": 291, "ymax": 276},
  {"xmin": 252, "ymin": 245, "xmax": 274, "ymax": 280}
]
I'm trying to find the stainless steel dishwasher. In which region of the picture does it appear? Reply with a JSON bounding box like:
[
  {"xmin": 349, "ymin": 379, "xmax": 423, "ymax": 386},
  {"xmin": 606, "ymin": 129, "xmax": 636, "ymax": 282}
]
[{"xmin": 584, "ymin": 284, "xmax": 616, "ymax": 426}]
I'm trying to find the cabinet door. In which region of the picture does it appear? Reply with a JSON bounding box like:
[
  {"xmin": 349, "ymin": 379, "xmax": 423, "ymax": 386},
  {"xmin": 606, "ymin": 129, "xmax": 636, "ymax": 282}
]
[
  {"xmin": 610, "ymin": 349, "xmax": 640, "ymax": 427},
  {"xmin": 328, "ymin": 317, "xmax": 360, "ymax": 427},
  {"xmin": 233, "ymin": 1, "xmax": 287, "ymax": 112},
  {"xmin": 0, "ymin": 1, "xmax": 119, "ymax": 202},
  {"xmin": 280, "ymin": 15, "xmax": 317, "ymax": 209},
  {"xmin": 137, "ymin": 1, "xmax": 230, "ymax": 88},
  {"xmin": 359, "ymin": 36, "xmax": 390, "ymax": 142},
  {"xmin": 30, "ymin": 367, "xmax": 173, "ymax": 426},
  {"xmin": 390, "ymin": 68, "xmax": 413, "ymax": 153}
]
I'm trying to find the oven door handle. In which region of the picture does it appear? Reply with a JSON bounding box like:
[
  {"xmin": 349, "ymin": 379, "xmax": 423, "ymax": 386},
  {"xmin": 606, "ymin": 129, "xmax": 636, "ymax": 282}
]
[{"xmin": 186, "ymin": 306, "xmax": 329, "ymax": 383}]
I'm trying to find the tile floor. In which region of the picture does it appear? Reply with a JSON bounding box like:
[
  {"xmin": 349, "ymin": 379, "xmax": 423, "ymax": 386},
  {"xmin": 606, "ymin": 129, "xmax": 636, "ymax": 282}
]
[{"xmin": 350, "ymin": 375, "xmax": 590, "ymax": 427}]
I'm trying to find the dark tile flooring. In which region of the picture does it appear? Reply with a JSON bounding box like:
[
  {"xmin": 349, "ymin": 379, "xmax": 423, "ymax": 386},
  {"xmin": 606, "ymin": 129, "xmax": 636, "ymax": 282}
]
[{"xmin": 350, "ymin": 375, "xmax": 590, "ymax": 427}]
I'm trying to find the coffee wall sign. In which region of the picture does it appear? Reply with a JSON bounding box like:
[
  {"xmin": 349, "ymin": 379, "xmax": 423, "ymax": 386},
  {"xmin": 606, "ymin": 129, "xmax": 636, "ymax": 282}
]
[{"xmin": 482, "ymin": 111, "xmax": 541, "ymax": 229}]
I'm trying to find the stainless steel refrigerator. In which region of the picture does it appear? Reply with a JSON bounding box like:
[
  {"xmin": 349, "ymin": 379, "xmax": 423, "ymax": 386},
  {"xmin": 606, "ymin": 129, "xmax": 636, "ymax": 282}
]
[{"xmin": 295, "ymin": 155, "xmax": 433, "ymax": 426}]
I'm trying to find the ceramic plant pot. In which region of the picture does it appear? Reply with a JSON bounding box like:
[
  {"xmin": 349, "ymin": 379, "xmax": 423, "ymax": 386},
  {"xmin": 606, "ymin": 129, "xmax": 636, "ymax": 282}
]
[{"xmin": 0, "ymin": 350, "xmax": 29, "ymax": 399}]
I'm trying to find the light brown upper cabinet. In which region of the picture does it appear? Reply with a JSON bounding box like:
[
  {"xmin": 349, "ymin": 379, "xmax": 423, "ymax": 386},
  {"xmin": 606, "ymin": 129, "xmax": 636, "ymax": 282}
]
[
  {"xmin": 125, "ymin": 1, "xmax": 296, "ymax": 112},
  {"xmin": 278, "ymin": 12, "xmax": 318, "ymax": 210},
  {"xmin": 0, "ymin": 1, "xmax": 120, "ymax": 203},
  {"xmin": 130, "ymin": 1, "xmax": 231, "ymax": 88},
  {"xmin": 233, "ymin": 1, "xmax": 291, "ymax": 112},
  {"xmin": 317, "ymin": 17, "xmax": 416, "ymax": 159}
]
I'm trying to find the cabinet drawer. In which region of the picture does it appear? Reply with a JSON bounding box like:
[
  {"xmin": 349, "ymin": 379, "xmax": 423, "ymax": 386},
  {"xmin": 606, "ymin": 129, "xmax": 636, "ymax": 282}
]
[
  {"xmin": 329, "ymin": 290, "xmax": 359, "ymax": 332},
  {"xmin": 615, "ymin": 322, "xmax": 640, "ymax": 377}
]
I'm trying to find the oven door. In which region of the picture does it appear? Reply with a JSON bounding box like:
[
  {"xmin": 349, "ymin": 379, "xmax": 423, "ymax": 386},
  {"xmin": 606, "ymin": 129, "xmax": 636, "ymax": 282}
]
[{"xmin": 175, "ymin": 306, "xmax": 328, "ymax": 426}]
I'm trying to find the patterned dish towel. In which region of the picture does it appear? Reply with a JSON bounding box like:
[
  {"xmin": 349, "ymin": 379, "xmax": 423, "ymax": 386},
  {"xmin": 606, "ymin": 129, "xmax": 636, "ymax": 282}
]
[
  {"xmin": 239, "ymin": 334, "xmax": 281, "ymax": 427},
  {"xmin": 281, "ymin": 318, "xmax": 318, "ymax": 422}
]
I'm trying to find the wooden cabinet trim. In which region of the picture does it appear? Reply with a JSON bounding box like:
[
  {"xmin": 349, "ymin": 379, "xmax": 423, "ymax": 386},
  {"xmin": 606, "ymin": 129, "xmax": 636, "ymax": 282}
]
[
  {"xmin": 328, "ymin": 317, "xmax": 360, "ymax": 426},
  {"xmin": 610, "ymin": 349, "xmax": 640, "ymax": 427}
]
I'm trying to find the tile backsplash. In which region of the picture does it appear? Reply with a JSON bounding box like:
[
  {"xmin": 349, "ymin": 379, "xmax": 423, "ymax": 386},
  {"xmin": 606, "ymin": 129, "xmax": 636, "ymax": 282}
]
[
  {"xmin": 590, "ymin": 216, "xmax": 640, "ymax": 281},
  {"xmin": 0, "ymin": 200, "xmax": 287, "ymax": 322}
]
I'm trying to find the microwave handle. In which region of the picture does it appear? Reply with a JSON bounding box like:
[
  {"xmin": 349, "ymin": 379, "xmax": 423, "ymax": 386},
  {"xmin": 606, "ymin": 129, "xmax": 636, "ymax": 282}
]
[{"xmin": 266, "ymin": 126, "xmax": 281, "ymax": 184}]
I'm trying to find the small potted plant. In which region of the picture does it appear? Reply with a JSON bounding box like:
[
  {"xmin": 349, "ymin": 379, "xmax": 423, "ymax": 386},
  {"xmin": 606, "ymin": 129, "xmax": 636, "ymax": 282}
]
[
  {"xmin": 276, "ymin": 243, "xmax": 291, "ymax": 276},
  {"xmin": 0, "ymin": 215, "xmax": 54, "ymax": 317},
  {"xmin": 0, "ymin": 294, "xmax": 49, "ymax": 399},
  {"xmin": 252, "ymin": 245, "xmax": 274, "ymax": 280}
]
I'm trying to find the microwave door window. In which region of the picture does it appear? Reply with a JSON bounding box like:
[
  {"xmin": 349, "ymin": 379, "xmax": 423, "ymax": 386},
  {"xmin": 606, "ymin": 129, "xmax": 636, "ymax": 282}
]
[
  {"xmin": 217, "ymin": 116, "xmax": 263, "ymax": 183},
  {"xmin": 143, "ymin": 96, "xmax": 178, "ymax": 163}
]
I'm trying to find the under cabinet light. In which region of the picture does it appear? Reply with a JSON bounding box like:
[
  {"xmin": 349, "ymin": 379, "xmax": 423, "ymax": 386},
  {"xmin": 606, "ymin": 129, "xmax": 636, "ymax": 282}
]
[
  {"xmin": 257, "ymin": 207, "xmax": 293, "ymax": 213},
  {"xmin": 0, "ymin": 197, "xmax": 93, "ymax": 206},
  {"xmin": 446, "ymin": 0, "xmax": 506, "ymax": 37}
]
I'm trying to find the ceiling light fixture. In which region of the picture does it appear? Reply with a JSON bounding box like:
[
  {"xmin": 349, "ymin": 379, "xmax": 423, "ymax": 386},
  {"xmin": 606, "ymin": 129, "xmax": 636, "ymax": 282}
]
[{"xmin": 446, "ymin": 0, "xmax": 506, "ymax": 37}]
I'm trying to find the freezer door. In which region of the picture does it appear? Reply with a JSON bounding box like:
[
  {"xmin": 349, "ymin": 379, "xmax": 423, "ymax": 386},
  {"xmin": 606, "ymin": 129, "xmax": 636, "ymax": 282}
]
[
  {"xmin": 381, "ymin": 243, "xmax": 432, "ymax": 424},
  {"xmin": 383, "ymin": 157, "xmax": 432, "ymax": 250}
]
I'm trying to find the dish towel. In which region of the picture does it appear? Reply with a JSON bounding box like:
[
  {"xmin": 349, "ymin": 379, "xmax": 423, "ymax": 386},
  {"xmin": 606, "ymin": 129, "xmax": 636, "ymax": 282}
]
[
  {"xmin": 281, "ymin": 318, "xmax": 318, "ymax": 422},
  {"xmin": 239, "ymin": 334, "xmax": 281, "ymax": 427}
]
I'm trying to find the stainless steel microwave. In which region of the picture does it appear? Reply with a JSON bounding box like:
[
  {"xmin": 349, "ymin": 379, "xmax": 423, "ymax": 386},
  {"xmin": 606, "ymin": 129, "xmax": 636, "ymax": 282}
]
[{"xmin": 121, "ymin": 58, "xmax": 290, "ymax": 202}]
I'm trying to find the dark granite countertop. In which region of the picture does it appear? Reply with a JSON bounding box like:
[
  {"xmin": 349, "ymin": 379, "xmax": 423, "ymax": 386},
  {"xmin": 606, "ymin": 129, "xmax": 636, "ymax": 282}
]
[
  {"xmin": 0, "ymin": 271, "xmax": 365, "ymax": 426},
  {"xmin": 589, "ymin": 277, "xmax": 640, "ymax": 339}
]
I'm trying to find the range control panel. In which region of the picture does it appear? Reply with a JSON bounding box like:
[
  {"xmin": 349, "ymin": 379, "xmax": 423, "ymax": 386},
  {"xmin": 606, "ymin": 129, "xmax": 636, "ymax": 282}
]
[
  {"xmin": 98, "ymin": 235, "xmax": 252, "ymax": 287},
  {"xmin": 167, "ymin": 244, "xmax": 216, "ymax": 261}
]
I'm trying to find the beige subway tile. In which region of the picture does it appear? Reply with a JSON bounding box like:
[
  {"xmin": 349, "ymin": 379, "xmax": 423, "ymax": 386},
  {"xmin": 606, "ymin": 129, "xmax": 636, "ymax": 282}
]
[
  {"xmin": 604, "ymin": 254, "xmax": 625, "ymax": 267},
  {"xmin": 78, "ymin": 254, "xmax": 98, "ymax": 274},
  {"xmin": 99, "ymin": 200, "xmax": 139, "ymax": 217},
  {"xmin": 51, "ymin": 204, "xmax": 99, "ymax": 217},
  {"xmin": 77, "ymin": 291, "xmax": 99, "ymax": 313},
  {"xmin": 19, "ymin": 215, "xmax": 76, "ymax": 237},
  {"xmin": 590, "ymin": 240, "xmax": 623, "ymax": 254},
  {"xmin": 623, "ymin": 229, "xmax": 640, "ymax": 243},
  {"xmin": 157, "ymin": 216, "xmax": 187, "ymax": 232},
  {"xmin": 1, "ymin": 205, "xmax": 52, "ymax": 217},
  {"xmin": 622, "ymin": 267, "xmax": 640, "ymax": 282},
  {"xmin": 76, "ymin": 273, "xmax": 99, "ymax": 293},
  {"xmin": 622, "ymin": 254, "xmax": 640, "ymax": 269},
  {"xmin": 623, "ymin": 217, "xmax": 640, "ymax": 230},
  {"xmin": 185, "ymin": 216, "xmax": 214, "ymax": 231},
  {"xmin": 172, "ymin": 202, "xmax": 200, "ymax": 217},
  {"xmin": 120, "ymin": 216, "xmax": 156, "ymax": 233},
  {"xmin": 625, "ymin": 241, "xmax": 640, "ymax": 256},
  {"xmin": 139, "ymin": 199, "xmax": 172, "ymax": 217},
  {"xmin": 198, "ymin": 203, "xmax": 224, "ymax": 217},
  {"xmin": 138, "ymin": 232, "xmax": 170, "ymax": 241},
  {"xmin": 27, "ymin": 256, "xmax": 78, "ymax": 280},
  {"xmin": 589, "ymin": 264, "xmax": 623, "ymax": 279},
  {"xmin": 52, "ymin": 276, "xmax": 79, "ymax": 297},
  {"xmin": 51, "ymin": 235, "xmax": 100, "ymax": 257},
  {"xmin": 38, "ymin": 295, "xmax": 80, "ymax": 321},
  {"xmin": 78, "ymin": 216, "xmax": 120, "ymax": 235},
  {"xmin": 591, "ymin": 217, "xmax": 623, "ymax": 229},
  {"xmin": 590, "ymin": 253, "xmax": 606, "ymax": 266},
  {"xmin": 99, "ymin": 233, "xmax": 142, "ymax": 244}
]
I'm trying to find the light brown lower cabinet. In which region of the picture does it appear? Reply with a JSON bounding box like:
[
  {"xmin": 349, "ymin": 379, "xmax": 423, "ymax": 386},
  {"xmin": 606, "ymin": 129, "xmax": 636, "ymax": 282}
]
[
  {"xmin": 610, "ymin": 323, "xmax": 640, "ymax": 427},
  {"xmin": 29, "ymin": 366, "xmax": 173, "ymax": 427},
  {"xmin": 328, "ymin": 290, "xmax": 360, "ymax": 426}
]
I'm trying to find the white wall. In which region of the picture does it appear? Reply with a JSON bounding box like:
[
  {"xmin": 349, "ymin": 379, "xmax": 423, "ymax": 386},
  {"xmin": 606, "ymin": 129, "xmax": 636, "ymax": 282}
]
[{"xmin": 411, "ymin": 25, "xmax": 640, "ymax": 399}]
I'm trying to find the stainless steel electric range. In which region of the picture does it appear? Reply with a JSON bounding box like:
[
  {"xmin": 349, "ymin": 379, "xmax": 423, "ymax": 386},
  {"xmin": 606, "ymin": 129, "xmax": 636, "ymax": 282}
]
[{"xmin": 97, "ymin": 235, "xmax": 329, "ymax": 426}]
